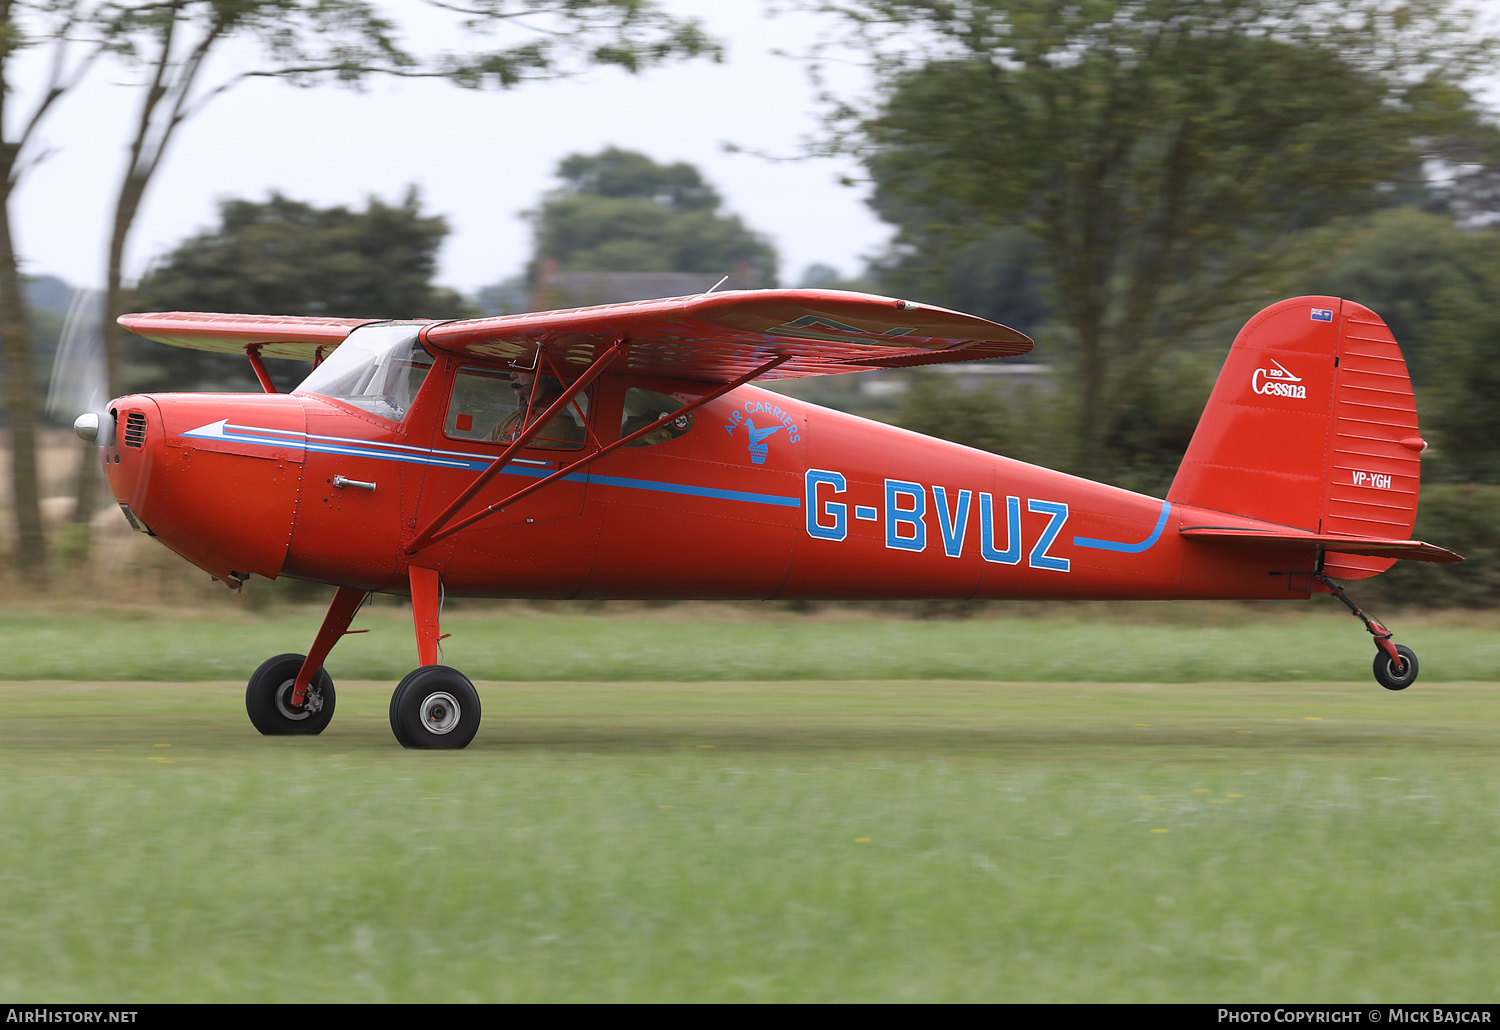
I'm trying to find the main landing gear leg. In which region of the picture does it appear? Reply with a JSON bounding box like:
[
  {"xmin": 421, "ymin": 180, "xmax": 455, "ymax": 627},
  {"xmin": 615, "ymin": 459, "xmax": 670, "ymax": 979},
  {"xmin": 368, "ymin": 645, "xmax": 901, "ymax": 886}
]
[
  {"xmin": 1315, "ymin": 572, "xmax": 1418, "ymax": 691},
  {"xmin": 389, "ymin": 566, "xmax": 481, "ymax": 750},
  {"xmin": 245, "ymin": 585, "xmax": 368, "ymax": 735}
]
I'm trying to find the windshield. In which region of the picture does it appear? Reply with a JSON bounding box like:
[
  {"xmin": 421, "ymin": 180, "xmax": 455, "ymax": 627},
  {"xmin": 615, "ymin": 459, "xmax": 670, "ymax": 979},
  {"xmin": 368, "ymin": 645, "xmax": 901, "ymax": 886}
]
[{"xmin": 293, "ymin": 323, "xmax": 432, "ymax": 422}]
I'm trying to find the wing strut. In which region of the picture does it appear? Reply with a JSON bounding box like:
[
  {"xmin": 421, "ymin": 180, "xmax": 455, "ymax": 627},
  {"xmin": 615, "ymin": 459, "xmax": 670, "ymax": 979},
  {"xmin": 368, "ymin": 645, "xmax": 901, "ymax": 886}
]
[
  {"xmin": 406, "ymin": 340, "xmax": 627, "ymax": 553},
  {"xmin": 245, "ymin": 345, "xmax": 277, "ymax": 394},
  {"xmin": 406, "ymin": 351, "xmax": 791, "ymax": 554}
]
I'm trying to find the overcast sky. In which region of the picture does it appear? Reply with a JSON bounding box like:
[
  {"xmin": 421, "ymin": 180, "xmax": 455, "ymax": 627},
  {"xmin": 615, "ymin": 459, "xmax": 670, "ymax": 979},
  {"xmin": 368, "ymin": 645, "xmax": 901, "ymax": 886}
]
[
  {"xmin": 11, "ymin": 1, "xmax": 892, "ymax": 297},
  {"xmin": 18, "ymin": 1, "xmax": 1500, "ymax": 303}
]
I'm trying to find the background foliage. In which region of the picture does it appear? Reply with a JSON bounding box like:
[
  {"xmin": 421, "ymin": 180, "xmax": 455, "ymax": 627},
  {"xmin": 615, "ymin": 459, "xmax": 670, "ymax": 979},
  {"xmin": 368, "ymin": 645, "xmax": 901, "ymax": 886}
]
[
  {"xmin": 528, "ymin": 146, "xmax": 778, "ymax": 282},
  {"xmin": 128, "ymin": 189, "xmax": 470, "ymax": 392}
]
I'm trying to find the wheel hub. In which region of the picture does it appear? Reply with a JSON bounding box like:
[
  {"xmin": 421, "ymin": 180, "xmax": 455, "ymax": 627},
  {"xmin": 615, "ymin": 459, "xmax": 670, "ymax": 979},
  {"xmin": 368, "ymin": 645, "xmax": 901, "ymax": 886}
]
[
  {"xmin": 419, "ymin": 691, "xmax": 461, "ymax": 735},
  {"xmin": 274, "ymin": 680, "xmax": 314, "ymax": 720}
]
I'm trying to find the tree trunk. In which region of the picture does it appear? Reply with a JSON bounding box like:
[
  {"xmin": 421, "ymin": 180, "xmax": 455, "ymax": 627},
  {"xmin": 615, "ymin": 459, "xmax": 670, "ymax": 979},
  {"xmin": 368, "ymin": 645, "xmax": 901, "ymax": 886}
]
[
  {"xmin": 1074, "ymin": 322, "xmax": 1105, "ymax": 477},
  {"xmin": 0, "ymin": 174, "xmax": 48, "ymax": 581},
  {"xmin": 69, "ymin": 438, "xmax": 100, "ymax": 528},
  {"xmin": 103, "ymin": 174, "xmax": 144, "ymax": 398}
]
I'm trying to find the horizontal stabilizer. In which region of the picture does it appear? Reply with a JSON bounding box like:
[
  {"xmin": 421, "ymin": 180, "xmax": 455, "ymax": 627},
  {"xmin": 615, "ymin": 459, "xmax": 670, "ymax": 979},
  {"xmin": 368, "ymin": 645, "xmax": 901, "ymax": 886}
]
[{"xmin": 1180, "ymin": 526, "xmax": 1461, "ymax": 564}]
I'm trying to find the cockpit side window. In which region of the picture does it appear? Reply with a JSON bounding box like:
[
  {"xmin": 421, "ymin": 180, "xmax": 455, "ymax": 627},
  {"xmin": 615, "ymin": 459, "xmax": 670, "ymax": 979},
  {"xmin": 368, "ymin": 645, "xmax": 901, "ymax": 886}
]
[
  {"xmin": 445, "ymin": 366, "xmax": 589, "ymax": 449},
  {"xmin": 293, "ymin": 324, "xmax": 431, "ymax": 423}
]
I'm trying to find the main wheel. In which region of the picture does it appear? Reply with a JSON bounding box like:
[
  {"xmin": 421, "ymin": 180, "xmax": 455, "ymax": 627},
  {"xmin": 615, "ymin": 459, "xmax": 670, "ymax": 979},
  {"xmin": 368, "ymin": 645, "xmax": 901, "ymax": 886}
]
[
  {"xmin": 1373, "ymin": 644, "xmax": 1418, "ymax": 691},
  {"xmin": 389, "ymin": 666, "xmax": 481, "ymax": 750},
  {"xmin": 246, "ymin": 653, "xmax": 336, "ymax": 735}
]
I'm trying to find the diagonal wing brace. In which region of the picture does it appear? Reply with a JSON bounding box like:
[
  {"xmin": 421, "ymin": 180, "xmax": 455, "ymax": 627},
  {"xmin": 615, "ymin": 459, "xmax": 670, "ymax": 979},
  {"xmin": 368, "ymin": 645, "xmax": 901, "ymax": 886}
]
[
  {"xmin": 406, "ymin": 340, "xmax": 627, "ymax": 553},
  {"xmin": 406, "ymin": 351, "xmax": 791, "ymax": 553}
]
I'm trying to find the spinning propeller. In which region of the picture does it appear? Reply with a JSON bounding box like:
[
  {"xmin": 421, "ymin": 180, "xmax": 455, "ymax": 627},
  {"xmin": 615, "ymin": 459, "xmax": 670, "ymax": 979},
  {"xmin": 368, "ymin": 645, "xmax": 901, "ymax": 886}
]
[{"xmin": 46, "ymin": 289, "xmax": 113, "ymax": 447}]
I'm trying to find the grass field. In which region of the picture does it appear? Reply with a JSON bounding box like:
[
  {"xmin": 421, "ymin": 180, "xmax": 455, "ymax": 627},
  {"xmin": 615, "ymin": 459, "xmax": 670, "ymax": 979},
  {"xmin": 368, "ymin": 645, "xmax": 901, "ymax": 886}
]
[
  {"xmin": 3, "ymin": 602, "xmax": 1499, "ymax": 682},
  {"xmin": 2, "ymin": 665, "xmax": 1499, "ymax": 1000}
]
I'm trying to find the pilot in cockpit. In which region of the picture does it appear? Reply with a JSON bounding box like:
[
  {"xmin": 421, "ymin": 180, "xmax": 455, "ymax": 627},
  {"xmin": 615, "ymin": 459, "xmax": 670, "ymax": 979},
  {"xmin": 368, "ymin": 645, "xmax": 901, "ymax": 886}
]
[{"xmin": 488, "ymin": 371, "xmax": 585, "ymax": 447}]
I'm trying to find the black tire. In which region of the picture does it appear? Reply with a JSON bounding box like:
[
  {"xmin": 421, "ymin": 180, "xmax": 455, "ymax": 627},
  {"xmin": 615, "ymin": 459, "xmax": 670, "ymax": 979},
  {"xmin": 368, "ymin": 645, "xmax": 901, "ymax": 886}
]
[
  {"xmin": 389, "ymin": 666, "xmax": 480, "ymax": 750},
  {"xmin": 246, "ymin": 653, "xmax": 336, "ymax": 735},
  {"xmin": 1373, "ymin": 644, "xmax": 1418, "ymax": 691}
]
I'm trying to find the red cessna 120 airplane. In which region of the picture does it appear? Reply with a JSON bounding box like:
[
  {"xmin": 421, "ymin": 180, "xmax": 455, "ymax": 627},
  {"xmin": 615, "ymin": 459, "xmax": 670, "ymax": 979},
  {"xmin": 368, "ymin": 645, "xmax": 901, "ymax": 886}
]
[{"xmin": 77, "ymin": 290, "xmax": 1457, "ymax": 749}]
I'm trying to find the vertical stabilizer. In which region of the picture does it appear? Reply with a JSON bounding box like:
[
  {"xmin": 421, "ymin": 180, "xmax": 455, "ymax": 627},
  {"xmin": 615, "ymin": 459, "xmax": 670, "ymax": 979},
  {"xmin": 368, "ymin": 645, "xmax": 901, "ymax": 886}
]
[{"xmin": 1168, "ymin": 297, "xmax": 1424, "ymax": 579}]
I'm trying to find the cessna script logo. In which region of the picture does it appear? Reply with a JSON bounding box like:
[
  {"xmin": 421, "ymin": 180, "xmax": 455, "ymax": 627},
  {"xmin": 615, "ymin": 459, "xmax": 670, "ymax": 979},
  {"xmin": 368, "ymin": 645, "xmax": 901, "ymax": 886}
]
[{"xmin": 1252, "ymin": 359, "xmax": 1306, "ymax": 399}]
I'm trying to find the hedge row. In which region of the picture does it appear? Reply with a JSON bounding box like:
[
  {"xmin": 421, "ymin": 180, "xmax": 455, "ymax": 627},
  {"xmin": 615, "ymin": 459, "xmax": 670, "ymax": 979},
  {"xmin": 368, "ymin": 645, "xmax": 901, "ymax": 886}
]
[{"xmin": 1362, "ymin": 484, "xmax": 1500, "ymax": 608}]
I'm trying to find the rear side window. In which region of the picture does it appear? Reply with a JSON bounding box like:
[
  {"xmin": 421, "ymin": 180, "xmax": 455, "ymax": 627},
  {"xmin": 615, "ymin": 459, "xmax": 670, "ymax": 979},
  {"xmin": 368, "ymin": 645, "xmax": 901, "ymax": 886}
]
[{"xmin": 621, "ymin": 388, "xmax": 692, "ymax": 447}]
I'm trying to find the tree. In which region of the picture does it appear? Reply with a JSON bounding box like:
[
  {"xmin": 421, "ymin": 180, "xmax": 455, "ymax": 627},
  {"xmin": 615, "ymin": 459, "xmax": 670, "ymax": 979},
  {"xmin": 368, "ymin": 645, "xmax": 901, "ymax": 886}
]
[
  {"xmin": 872, "ymin": 224, "xmax": 1050, "ymax": 338},
  {"xmin": 135, "ymin": 188, "xmax": 466, "ymax": 320},
  {"xmin": 1270, "ymin": 204, "xmax": 1500, "ymax": 483},
  {"xmin": 1421, "ymin": 247, "xmax": 1500, "ymax": 484},
  {"xmin": 553, "ymin": 146, "xmax": 721, "ymax": 211},
  {"xmin": 529, "ymin": 146, "xmax": 777, "ymax": 281},
  {"xmin": 819, "ymin": 0, "xmax": 1494, "ymax": 477},
  {"xmin": 1298, "ymin": 206, "xmax": 1494, "ymax": 388},
  {"xmin": 0, "ymin": 0, "xmax": 107, "ymax": 578},
  {"xmin": 131, "ymin": 188, "xmax": 470, "ymax": 391}
]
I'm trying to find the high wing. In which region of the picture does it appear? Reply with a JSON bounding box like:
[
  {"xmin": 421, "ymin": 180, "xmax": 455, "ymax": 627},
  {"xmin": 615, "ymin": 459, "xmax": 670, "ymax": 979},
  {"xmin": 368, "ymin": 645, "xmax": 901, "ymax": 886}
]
[
  {"xmin": 115, "ymin": 311, "xmax": 382, "ymax": 360},
  {"xmin": 118, "ymin": 289, "xmax": 1032, "ymax": 382},
  {"xmin": 420, "ymin": 289, "xmax": 1031, "ymax": 381}
]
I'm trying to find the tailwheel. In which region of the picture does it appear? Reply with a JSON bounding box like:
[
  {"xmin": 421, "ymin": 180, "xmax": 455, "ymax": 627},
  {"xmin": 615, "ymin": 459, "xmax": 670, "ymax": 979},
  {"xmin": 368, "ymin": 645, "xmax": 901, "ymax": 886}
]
[
  {"xmin": 246, "ymin": 653, "xmax": 336, "ymax": 735},
  {"xmin": 1374, "ymin": 644, "xmax": 1418, "ymax": 692},
  {"xmin": 1315, "ymin": 572, "xmax": 1418, "ymax": 693},
  {"xmin": 389, "ymin": 666, "xmax": 481, "ymax": 750}
]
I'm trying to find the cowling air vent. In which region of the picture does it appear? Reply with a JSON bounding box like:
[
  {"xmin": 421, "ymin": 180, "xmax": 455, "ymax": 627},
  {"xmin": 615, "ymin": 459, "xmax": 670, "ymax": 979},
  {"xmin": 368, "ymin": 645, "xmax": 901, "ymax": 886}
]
[{"xmin": 123, "ymin": 412, "xmax": 147, "ymax": 448}]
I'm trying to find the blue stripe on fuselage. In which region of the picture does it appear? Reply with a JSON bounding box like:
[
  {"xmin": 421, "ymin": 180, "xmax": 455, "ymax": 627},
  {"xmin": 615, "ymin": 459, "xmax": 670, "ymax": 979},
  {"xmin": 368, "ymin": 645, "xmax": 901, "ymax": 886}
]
[
  {"xmin": 584, "ymin": 472, "xmax": 801, "ymax": 508},
  {"xmin": 181, "ymin": 423, "xmax": 801, "ymax": 508},
  {"xmin": 1072, "ymin": 499, "xmax": 1171, "ymax": 553}
]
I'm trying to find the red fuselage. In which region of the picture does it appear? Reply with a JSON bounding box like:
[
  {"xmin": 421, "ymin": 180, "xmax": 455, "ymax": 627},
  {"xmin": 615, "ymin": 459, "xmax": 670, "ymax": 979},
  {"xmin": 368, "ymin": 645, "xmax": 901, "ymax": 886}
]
[{"xmin": 102, "ymin": 362, "xmax": 1312, "ymax": 603}]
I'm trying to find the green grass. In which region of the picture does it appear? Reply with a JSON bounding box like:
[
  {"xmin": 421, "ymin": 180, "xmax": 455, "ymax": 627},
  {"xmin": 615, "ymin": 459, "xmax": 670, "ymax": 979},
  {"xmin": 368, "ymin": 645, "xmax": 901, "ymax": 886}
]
[
  {"xmin": 2, "ymin": 603, "xmax": 1497, "ymax": 682},
  {"xmin": 2, "ymin": 677, "xmax": 1499, "ymax": 1001}
]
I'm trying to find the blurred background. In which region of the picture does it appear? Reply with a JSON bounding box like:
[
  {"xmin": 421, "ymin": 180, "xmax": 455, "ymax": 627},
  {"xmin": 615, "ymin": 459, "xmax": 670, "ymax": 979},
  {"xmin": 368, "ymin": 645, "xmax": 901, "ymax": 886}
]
[{"xmin": 1, "ymin": 0, "xmax": 1496, "ymax": 612}]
